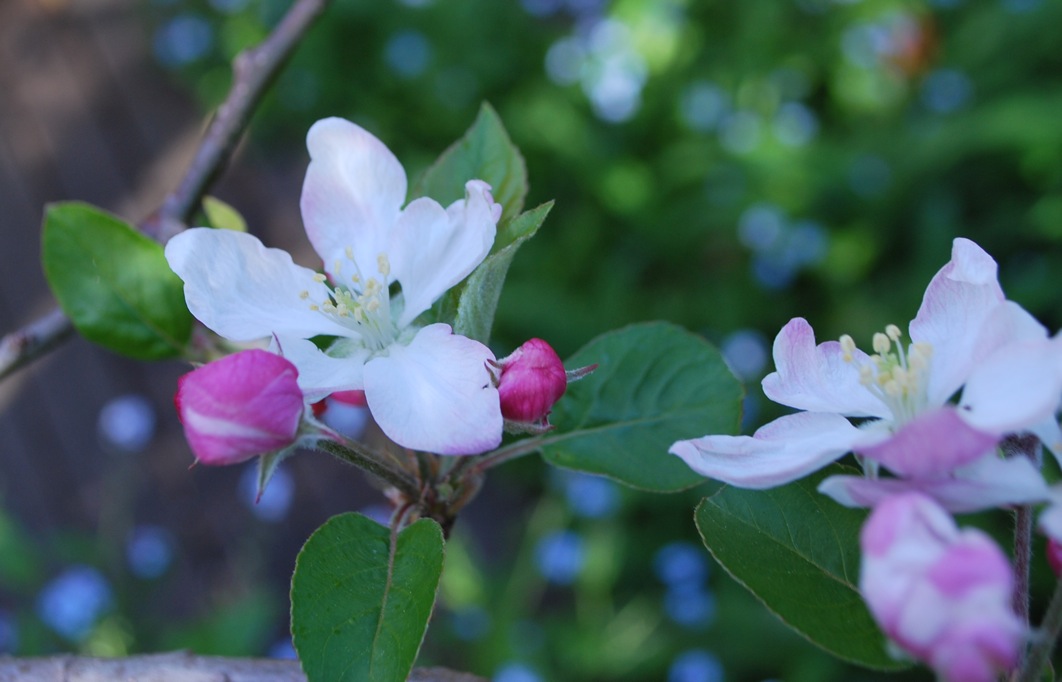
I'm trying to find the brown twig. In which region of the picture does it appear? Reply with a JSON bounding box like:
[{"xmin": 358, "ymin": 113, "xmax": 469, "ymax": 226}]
[{"xmin": 0, "ymin": 0, "xmax": 332, "ymax": 383}]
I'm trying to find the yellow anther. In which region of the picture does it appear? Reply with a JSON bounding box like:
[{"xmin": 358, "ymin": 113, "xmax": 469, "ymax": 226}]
[
  {"xmin": 299, "ymin": 290, "xmax": 310, "ymax": 300},
  {"xmin": 345, "ymin": 246, "xmax": 354, "ymax": 260},
  {"xmin": 883, "ymin": 379, "xmax": 902, "ymax": 397},
  {"xmin": 377, "ymin": 253, "xmax": 391, "ymax": 277},
  {"xmin": 892, "ymin": 367, "xmax": 909, "ymax": 386},
  {"xmin": 859, "ymin": 365, "xmax": 875, "ymax": 386},
  {"xmin": 873, "ymin": 332, "xmax": 891, "ymax": 355},
  {"xmin": 366, "ymin": 298, "xmax": 380, "ymax": 313},
  {"xmin": 885, "ymin": 324, "xmax": 902, "ymax": 341},
  {"xmin": 333, "ymin": 259, "xmax": 343, "ymax": 274},
  {"xmin": 309, "ymin": 304, "xmax": 319, "ymax": 311},
  {"xmin": 912, "ymin": 342, "xmax": 933, "ymax": 359},
  {"xmin": 351, "ymin": 274, "xmax": 361, "ymax": 284},
  {"xmin": 312, "ymin": 273, "xmax": 327, "ymax": 283},
  {"xmin": 322, "ymin": 303, "xmax": 337, "ymax": 313},
  {"xmin": 839, "ymin": 334, "xmax": 856, "ymax": 362}
]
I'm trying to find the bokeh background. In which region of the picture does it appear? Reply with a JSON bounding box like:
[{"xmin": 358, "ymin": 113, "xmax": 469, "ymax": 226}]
[{"xmin": 2, "ymin": 0, "xmax": 1061, "ymax": 680}]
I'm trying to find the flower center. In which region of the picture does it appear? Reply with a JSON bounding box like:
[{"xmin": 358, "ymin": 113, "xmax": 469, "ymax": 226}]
[
  {"xmin": 840, "ymin": 324, "xmax": 933, "ymax": 425},
  {"xmin": 300, "ymin": 249, "xmax": 396, "ymax": 352}
]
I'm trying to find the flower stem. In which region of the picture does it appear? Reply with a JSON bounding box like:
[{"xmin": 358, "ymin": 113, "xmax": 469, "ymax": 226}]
[
  {"xmin": 315, "ymin": 438, "xmax": 419, "ymax": 500},
  {"xmin": 469, "ymin": 437, "xmax": 550, "ymax": 475},
  {"xmin": 1003, "ymin": 434, "xmax": 1043, "ymax": 639},
  {"xmin": 1017, "ymin": 577, "xmax": 1062, "ymax": 682}
]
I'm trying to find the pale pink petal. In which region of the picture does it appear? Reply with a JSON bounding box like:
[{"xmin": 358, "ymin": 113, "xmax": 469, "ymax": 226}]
[
  {"xmin": 761, "ymin": 318, "xmax": 890, "ymax": 418},
  {"xmin": 960, "ymin": 337, "xmax": 1062, "ymax": 434},
  {"xmin": 819, "ymin": 453, "xmax": 1050, "ymax": 512},
  {"xmin": 669, "ymin": 411, "xmax": 865, "ymax": 488},
  {"xmin": 277, "ymin": 337, "xmax": 369, "ymax": 403},
  {"xmin": 363, "ymin": 324, "xmax": 502, "ymax": 455},
  {"xmin": 175, "ymin": 350, "xmax": 304, "ymax": 465},
  {"xmin": 166, "ymin": 228, "xmax": 350, "ymax": 341},
  {"xmin": 301, "ymin": 118, "xmax": 406, "ymax": 278},
  {"xmin": 1038, "ymin": 487, "xmax": 1062, "ymax": 542},
  {"xmin": 909, "ymin": 238, "xmax": 1006, "ymax": 405},
  {"xmin": 390, "ymin": 180, "xmax": 499, "ymax": 327},
  {"xmin": 859, "ymin": 492, "xmax": 1022, "ymax": 682},
  {"xmin": 855, "ymin": 407, "xmax": 998, "ymax": 478}
]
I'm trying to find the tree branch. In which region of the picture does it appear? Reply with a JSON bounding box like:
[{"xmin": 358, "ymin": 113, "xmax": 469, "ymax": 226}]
[
  {"xmin": 0, "ymin": 0, "xmax": 332, "ymax": 383},
  {"xmin": 0, "ymin": 652, "xmax": 487, "ymax": 682}
]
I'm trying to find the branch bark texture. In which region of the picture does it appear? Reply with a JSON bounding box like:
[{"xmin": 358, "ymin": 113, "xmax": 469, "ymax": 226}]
[
  {"xmin": 0, "ymin": 653, "xmax": 486, "ymax": 682},
  {"xmin": 0, "ymin": 0, "xmax": 332, "ymax": 382}
]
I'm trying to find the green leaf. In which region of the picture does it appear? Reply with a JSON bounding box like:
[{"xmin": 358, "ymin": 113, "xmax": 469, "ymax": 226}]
[
  {"xmin": 694, "ymin": 467, "xmax": 905, "ymax": 670},
  {"xmin": 413, "ymin": 102, "xmax": 527, "ymax": 224},
  {"xmin": 452, "ymin": 202, "xmax": 552, "ymax": 343},
  {"xmin": 202, "ymin": 195, "xmax": 248, "ymax": 232},
  {"xmin": 291, "ymin": 514, "xmax": 445, "ymax": 682},
  {"xmin": 539, "ymin": 322, "xmax": 744, "ymax": 492},
  {"xmin": 41, "ymin": 202, "xmax": 193, "ymax": 360}
]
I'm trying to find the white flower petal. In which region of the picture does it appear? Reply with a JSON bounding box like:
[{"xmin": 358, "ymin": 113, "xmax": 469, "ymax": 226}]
[
  {"xmin": 165, "ymin": 228, "xmax": 349, "ymax": 341},
  {"xmin": 363, "ymin": 323, "xmax": 502, "ymax": 455},
  {"xmin": 1038, "ymin": 487, "xmax": 1062, "ymax": 542},
  {"xmin": 761, "ymin": 318, "xmax": 890, "ymax": 418},
  {"xmin": 277, "ymin": 336, "xmax": 369, "ymax": 402},
  {"xmin": 909, "ymin": 238, "xmax": 1006, "ymax": 405},
  {"xmin": 819, "ymin": 454, "xmax": 1050, "ymax": 513},
  {"xmin": 960, "ymin": 337, "xmax": 1062, "ymax": 434},
  {"xmin": 390, "ymin": 180, "xmax": 499, "ymax": 327},
  {"xmin": 301, "ymin": 118, "xmax": 407, "ymax": 278},
  {"xmin": 669, "ymin": 411, "xmax": 865, "ymax": 488},
  {"xmin": 1030, "ymin": 418, "xmax": 1062, "ymax": 467}
]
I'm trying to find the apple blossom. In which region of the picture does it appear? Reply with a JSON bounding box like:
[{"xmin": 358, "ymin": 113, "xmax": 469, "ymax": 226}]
[
  {"xmin": 166, "ymin": 117, "xmax": 504, "ymax": 456},
  {"xmin": 670, "ymin": 238, "xmax": 1058, "ymax": 511},
  {"xmin": 860, "ymin": 492, "xmax": 1024, "ymax": 682},
  {"xmin": 175, "ymin": 349, "xmax": 304, "ymax": 466}
]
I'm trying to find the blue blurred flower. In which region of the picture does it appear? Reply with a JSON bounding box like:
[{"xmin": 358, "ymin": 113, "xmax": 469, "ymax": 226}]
[
  {"xmin": 721, "ymin": 330, "xmax": 769, "ymax": 382},
  {"xmin": 384, "ymin": 30, "xmax": 432, "ymax": 78},
  {"xmin": 535, "ymin": 530, "xmax": 584, "ymax": 585},
  {"xmin": 269, "ymin": 637, "xmax": 297, "ymax": 659},
  {"xmin": 98, "ymin": 394, "xmax": 156, "ymax": 453},
  {"xmin": 664, "ymin": 585, "xmax": 717, "ymax": 628},
  {"xmin": 450, "ymin": 606, "xmax": 491, "ymax": 641},
  {"xmin": 653, "ymin": 542, "xmax": 708, "ymax": 589},
  {"xmin": 680, "ymin": 82, "xmax": 729, "ymax": 132},
  {"xmin": 669, "ymin": 649, "xmax": 725, "ymax": 682},
  {"xmin": 0, "ymin": 610, "xmax": 17, "ymax": 654},
  {"xmin": 921, "ymin": 69, "xmax": 973, "ymax": 114},
  {"xmin": 773, "ymin": 102, "xmax": 819, "ymax": 147},
  {"xmin": 126, "ymin": 525, "xmax": 176, "ymax": 579},
  {"xmin": 560, "ymin": 472, "xmax": 620, "ymax": 518},
  {"xmin": 154, "ymin": 14, "xmax": 213, "ymax": 68},
  {"xmin": 494, "ymin": 662, "xmax": 543, "ymax": 682},
  {"xmin": 37, "ymin": 566, "xmax": 113, "ymax": 641}
]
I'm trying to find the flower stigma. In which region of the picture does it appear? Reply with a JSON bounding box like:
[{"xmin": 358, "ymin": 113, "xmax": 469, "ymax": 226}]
[
  {"xmin": 300, "ymin": 250, "xmax": 397, "ymax": 352},
  {"xmin": 840, "ymin": 325, "xmax": 933, "ymax": 425}
]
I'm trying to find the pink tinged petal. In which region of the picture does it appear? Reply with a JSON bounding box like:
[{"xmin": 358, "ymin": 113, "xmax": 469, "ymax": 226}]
[
  {"xmin": 819, "ymin": 452, "xmax": 1050, "ymax": 512},
  {"xmin": 669, "ymin": 411, "xmax": 864, "ymax": 488},
  {"xmin": 960, "ymin": 337, "xmax": 1062, "ymax": 435},
  {"xmin": 761, "ymin": 318, "xmax": 889, "ymax": 418},
  {"xmin": 390, "ymin": 180, "xmax": 499, "ymax": 327},
  {"xmin": 909, "ymin": 238, "xmax": 1006, "ymax": 405},
  {"xmin": 277, "ymin": 337, "xmax": 369, "ymax": 403},
  {"xmin": 1038, "ymin": 488, "xmax": 1062, "ymax": 543},
  {"xmin": 165, "ymin": 228, "xmax": 350, "ymax": 341},
  {"xmin": 363, "ymin": 323, "xmax": 502, "ymax": 455},
  {"xmin": 301, "ymin": 118, "xmax": 407, "ymax": 276},
  {"xmin": 859, "ymin": 493, "xmax": 1023, "ymax": 681},
  {"xmin": 175, "ymin": 350, "xmax": 304, "ymax": 466},
  {"xmin": 854, "ymin": 407, "xmax": 998, "ymax": 478},
  {"xmin": 496, "ymin": 338, "xmax": 568, "ymax": 423}
]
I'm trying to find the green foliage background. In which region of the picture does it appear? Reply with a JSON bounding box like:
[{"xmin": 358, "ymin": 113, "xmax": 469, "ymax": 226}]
[{"xmin": 124, "ymin": 0, "xmax": 1062, "ymax": 679}]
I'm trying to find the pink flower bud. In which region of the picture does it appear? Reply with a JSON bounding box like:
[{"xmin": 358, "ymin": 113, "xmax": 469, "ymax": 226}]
[
  {"xmin": 860, "ymin": 493, "xmax": 1023, "ymax": 682},
  {"xmin": 495, "ymin": 339, "xmax": 568, "ymax": 424},
  {"xmin": 1048, "ymin": 538, "xmax": 1062, "ymax": 578},
  {"xmin": 175, "ymin": 349, "xmax": 304, "ymax": 466}
]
